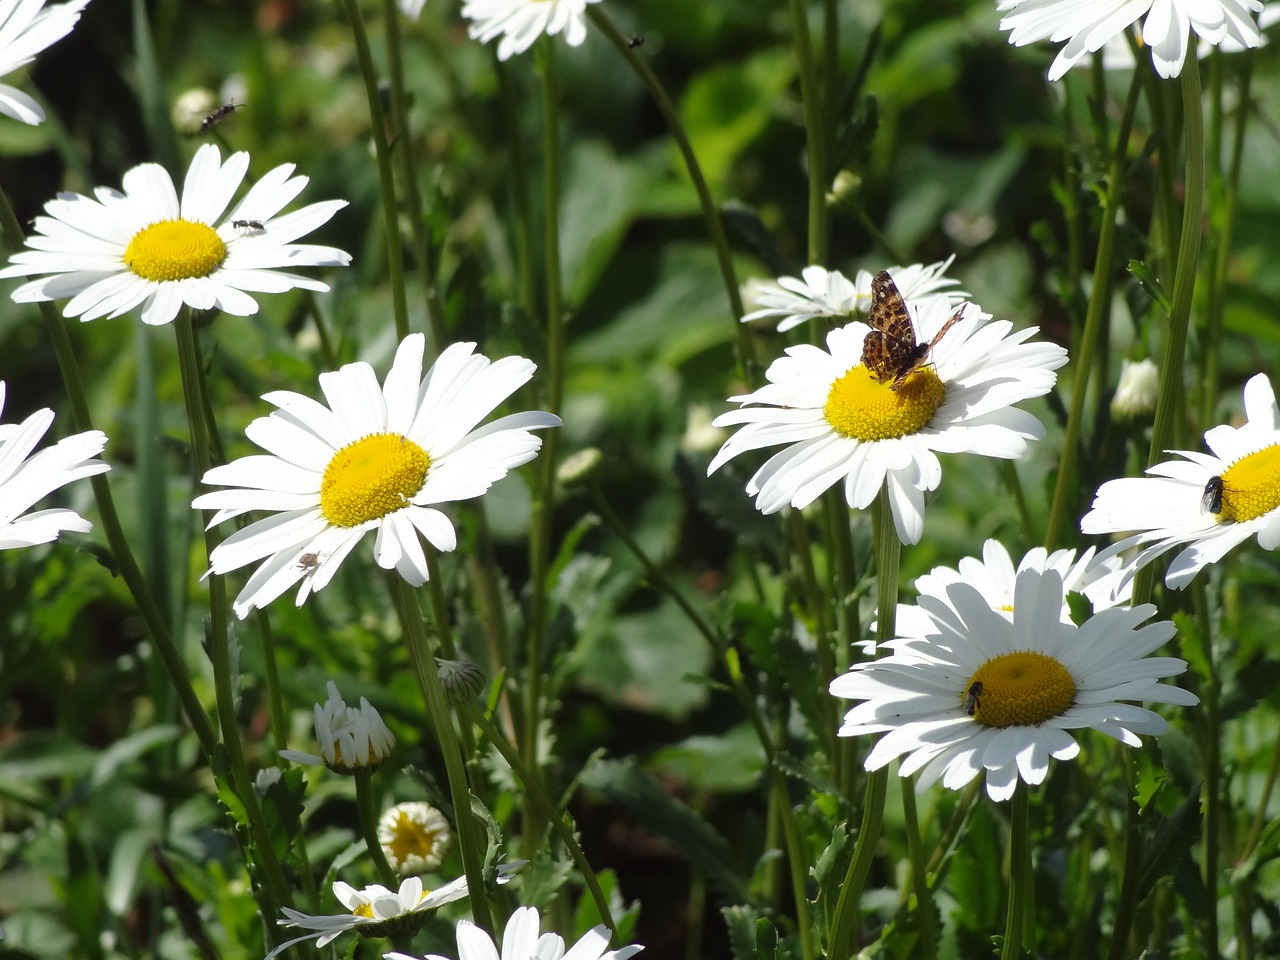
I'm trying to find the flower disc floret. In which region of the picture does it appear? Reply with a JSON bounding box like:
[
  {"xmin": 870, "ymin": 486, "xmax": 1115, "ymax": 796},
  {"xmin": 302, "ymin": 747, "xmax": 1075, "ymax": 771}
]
[
  {"xmin": 968, "ymin": 652, "xmax": 1076, "ymax": 727},
  {"xmin": 824, "ymin": 366, "xmax": 944, "ymax": 440},
  {"xmin": 1217, "ymin": 445, "xmax": 1280, "ymax": 522},
  {"xmin": 321, "ymin": 434, "xmax": 430, "ymax": 527},
  {"xmin": 123, "ymin": 219, "xmax": 227, "ymax": 281}
]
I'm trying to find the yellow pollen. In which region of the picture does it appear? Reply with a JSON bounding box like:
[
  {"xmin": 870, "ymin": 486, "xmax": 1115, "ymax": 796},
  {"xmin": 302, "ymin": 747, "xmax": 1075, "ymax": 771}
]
[
  {"xmin": 965, "ymin": 651, "xmax": 1076, "ymax": 727},
  {"xmin": 387, "ymin": 812, "xmax": 443, "ymax": 865},
  {"xmin": 823, "ymin": 365, "xmax": 945, "ymax": 441},
  {"xmin": 353, "ymin": 903, "xmax": 374, "ymax": 919},
  {"xmin": 320, "ymin": 433, "xmax": 430, "ymax": 528},
  {"xmin": 123, "ymin": 219, "xmax": 227, "ymax": 281},
  {"xmin": 1218, "ymin": 445, "xmax": 1280, "ymax": 523}
]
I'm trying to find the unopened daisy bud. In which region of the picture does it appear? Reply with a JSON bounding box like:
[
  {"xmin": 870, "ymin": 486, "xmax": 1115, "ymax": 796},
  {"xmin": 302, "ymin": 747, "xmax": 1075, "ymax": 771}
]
[
  {"xmin": 680, "ymin": 404, "xmax": 727, "ymax": 454},
  {"xmin": 377, "ymin": 802, "xmax": 452, "ymax": 874},
  {"xmin": 1111, "ymin": 358, "xmax": 1159, "ymax": 420},
  {"xmin": 172, "ymin": 88, "xmax": 219, "ymax": 136},
  {"xmin": 435, "ymin": 659, "xmax": 486, "ymax": 704},
  {"xmin": 826, "ymin": 169, "xmax": 861, "ymax": 206},
  {"xmin": 279, "ymin": 681, "xmax": 396, "ymax": 774},
  {"xmin": 557, "ymin": 447, "xmax": 603, "ymax": 489},
  {"xmin": 254, "ymin": 766, "xmax": 283, "ymax": 794}
]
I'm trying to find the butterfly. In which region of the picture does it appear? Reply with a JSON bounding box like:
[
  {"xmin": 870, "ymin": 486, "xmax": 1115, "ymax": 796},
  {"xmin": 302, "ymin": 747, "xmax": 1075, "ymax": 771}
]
[
  {"xmin": 1201, "ymin": 476, "xmax": 1225, "ymax": 515},
  {"xmin": 861, "ymin": 270, "xmax": 963, "ymax": 388},
  {"xmin": 963, "ymin": 680, "xmax": 983, "ymax": 718}
]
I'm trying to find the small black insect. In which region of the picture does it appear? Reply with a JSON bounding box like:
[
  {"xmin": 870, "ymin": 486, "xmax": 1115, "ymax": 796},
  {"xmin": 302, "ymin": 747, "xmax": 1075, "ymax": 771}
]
[
  {"xmin": 200, "ymin": 100, "xmax": 243, "ymax": 134},
  {"xmin": 231, "ymin": 219, "xmax": 265, "ymax": 232},
  {"xmin": 627, "ymin": 35, "xmax": 645, "ymax": 48},
  {"xmin": 963, "ymin": 681, "xmax": 983, "ymax": 717},
  {"xmin": 1202, "ymin": 475, "xmax": 1225, "ymax": 515}
]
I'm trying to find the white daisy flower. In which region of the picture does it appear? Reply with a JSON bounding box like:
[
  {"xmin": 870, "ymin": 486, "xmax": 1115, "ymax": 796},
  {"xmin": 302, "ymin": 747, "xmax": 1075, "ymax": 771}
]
[
  {"xmin": 192, "ymin": 334, "xmax": 561, "ymax": 618},
  {"xmin": 0, "ymin": 0, "xmax": 90, "ymax": 125},
  {"xmin": 279, "ymin": 681, "xmax": 396, "ymax": 774},
  {"xmin": 830, "ymin": 567, "xmax": 1198, "ymax": 802},
  {"xmin": 888, "ymin": 539, "xmax": 1130, "ymax": 650},
  {"xmin": 0, "ymin": 143, "xmax": 350, "ymax": 327},
  {"xmin": 385, "ymin": 905, "xmax": 643, "ymax": 960},
  {"xmin": 998, "ymin": 0, "xmax": 1264, "ymax": 80},
  {"xmin": 378, "ymin": 801, "xmax": 452, "ymax": 874},
  {"xmin": 462, "ymin": 0, "xmax": 601, "ymax": 60},
  {"xmin": 1081, "ymin": 373, "xmax": 1280, "ymax": 595},
  {"xmin": 1102, "ymin": 0, "xmax": 1280, "ymax": 67},
  {"xmin": 266, "ymin": 865, "xmax": 523, "ymax": 960},
  {"xmin": 708, "ymin": 294, "xmax": 1068, "ymax": 544},
  {"xmin": 0, "ymin": 380, "xmax": 109, "ymax": 549},
  {"xmin": 741, "ymin": 257, "xmax": 968, "ymax": 334}
]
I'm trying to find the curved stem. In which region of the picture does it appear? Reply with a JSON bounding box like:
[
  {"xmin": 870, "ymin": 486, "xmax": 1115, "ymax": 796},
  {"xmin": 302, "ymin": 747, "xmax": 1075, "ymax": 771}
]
[
  {"xmin": 1044, "ymin": 67, "xmax": 1143, "ymax": 549},
  {"xmin": 338, "ymin": 0, "xmax": 410, "ymax": 340}
]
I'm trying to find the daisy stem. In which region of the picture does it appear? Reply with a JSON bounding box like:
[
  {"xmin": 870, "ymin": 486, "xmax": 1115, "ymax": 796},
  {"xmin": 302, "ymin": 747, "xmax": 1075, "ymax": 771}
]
[
  {"xmin": 337, "ymin": 0, "xmax": 410, "ymax": 341},
  {"xmin": 1043, "ymin": 66, "xmax": 1143, "ymax": 550},
  {"xmin": 174, "ymin": 312, "xmax": 293, "ymax": 916},
  {"xmin": 1132, "ymin": 53, "xmax": 1206, "ymax": 603},
  {"xmin": 355, "ymin": 770, "xmax": 399, "ymax": 888},
  {"xmin": 788, "ymin": 0, "xmax": 827, "ymax": 264},
  {"xmin": 464, "ymin": 703, "xmax": 622, "ymax": 939},
  {"xmin": 389, "ymin": 575, "xmax": 494, "ymax": 935},
  {"xmin": 495, "ymin": 55, "xmax": 538, "ymax": 313},
  {"xmin": 1192, "ymin": 580, "xmax": 1221, "ymax": 960},
  {"xmin": 0, "ymin": 190, "xmax": 221, "ymax": 762},
  {"xmin": 828, "ymin": 489, "xmax": 899, "ymax": 959},
  {"xmin": 1106, "ymin": 751, "xmax": 1143, "ymax": 960},
  {"xmin": 585, "ymin": 7, "xmax": 753, "ymax": 367},
  {"xmin": 899, "ymin": 776, "xmax": 937, "ymax": 960},
  {"xmin": 1000, "ymin": 780, "xmax": 1031, "ymax": 960},
  {"xmin": 822, "ymin": 491, "xmax": 859, "ymax": 790}
]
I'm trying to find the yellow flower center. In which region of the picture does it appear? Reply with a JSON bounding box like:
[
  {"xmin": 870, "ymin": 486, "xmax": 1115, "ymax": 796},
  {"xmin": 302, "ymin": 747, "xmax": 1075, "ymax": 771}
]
[
  {"xmin": 965, "ymin": 651, "xmax": 1076, "ymax": 727},
  {"xmin": 1217, "ymin": 445, "xmax": 1280, "ymax": 523},
  {"xmin": 320, "ymin": 433, "xmax": 430, "ymax": 527},
  {"xmin": 354, "ymin": 903, "xmax": 374, "ymax": 919},
  {"xmin": 823, "ymin": 365, "xmax": 945, "ymax": 441},
  {"xmin": 123, "ymin": 219, "xmax": 227, "ymax": 281},
  {"xmin": 386, "ymin": 811, "xmax": 445, "ymax": 866}
]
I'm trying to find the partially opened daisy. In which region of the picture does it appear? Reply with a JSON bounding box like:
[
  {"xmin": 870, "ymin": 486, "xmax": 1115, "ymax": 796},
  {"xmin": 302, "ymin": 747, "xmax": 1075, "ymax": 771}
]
[
  {"xmin": 193, "ymin": 334, "xmax": 561, "ymax": 618},
  {"xmin": 279, "ymin": 681, "xmax": 395, "ymax": 774},
  {"xmin": 462, "ymin": 0, "xmax": 600, "ymax": 59},
  {"xmin": 0, "ymin": 143, "xmax": 350, "ymax": 326},
  {"xmin": 831, "ymin": 567, "xmax": 1197, "ymax": 801},
  {"xmin": 0, "ymin": 0, "xmax": 90, "ymax": 125},
  {"xmin": 998, "ymin": 0, "xmax": 1263, "ymax": 80},
  {"xmin": 741, "ymin": 257, "xmax": 967, "ymax": 333},
  {"xmin": 708, "ymin": 290, "xmax": 1067, "ymax": 543},
  {"xmin": 379, "ymin": 802, "xmax": 452, "ymax": 874},
  {"xmin": 385, "ymin": 905, "xmax": 643, "ymax": 960},
  {"xmin": 0, "ymin": 380, "xmax": 109, "ymax": 549},
  {"xmin": 1081, "ymin": 373, "xmax": 1280, "ymax": 595},
  {"xmin": 266, "ymin": 866, "xmax": 523, "ymax": 960}
]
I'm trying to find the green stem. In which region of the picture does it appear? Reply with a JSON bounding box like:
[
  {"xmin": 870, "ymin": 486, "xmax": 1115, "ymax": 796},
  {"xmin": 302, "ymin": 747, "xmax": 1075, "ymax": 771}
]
[
  {"xmin": 1241, "ymin": 719, "xmax": 1280, "ymax": 860},
  {"xmin": 828, "ymin": 488, "xmax": 900, "ymax": 959},
  {"xmin": 338, "ymin": 0, "xmax": 409, "ymax": 341},
  {"xmin": 900, "ymin": 777, "xmax": 937, "ymax": 960},
  {"xmin": 389, "ymin": 575, "xmax": 493, "ymax": 934},
  {"xmin": 355, "ymin": 770, "xmax": 399, "ymax": 888},
  {"xmin": 255, "ymin": 612, "xmax": 289, "ymax": 755},
  {"xmin": 1044, "ymin": 67, "xmax": 1143, "ymax": 549},
  {"xmin": 771, "ymin": 775, "xmax": 816, "ymax": 960},
  {"xmin": 788, "ymin": 0, "xmax": 827, "ymax": 265},
  {"xmin": 494, "ymin": 56, "xmax": 537, "ymax": 313},
  {"xmin": 586, "ymin": 7, "xmax": 752, "ymax": 368},
  {"xmin": 1106, "ymin": 751, "xmax": 1143, "ymax": 960},
  {"xmin": 1193, "ymin": 581, "xmax": 1221, "ymax": 960},
  {"xmin": 1000, "ymin": 781, "xmax": 1031, "ymax": 960}
]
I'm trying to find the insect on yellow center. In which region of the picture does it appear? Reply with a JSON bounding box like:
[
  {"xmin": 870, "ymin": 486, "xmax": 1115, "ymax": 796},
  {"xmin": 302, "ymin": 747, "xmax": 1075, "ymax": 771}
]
[
  {"xmin": 823, "ymin": 364, "xmax": 945, "ymax": 441},
  {"xmin": 964, "ymin": 651, "xmax": 1076, "ymax": 727},
  {"xmin": 320, "ymin": 433, "xmax": 430, "ymax": 528},
  {"xmin": 123, "ymin": 219, "xmax": 227, "ymax": 281},
  {"xmin": 1217, "ymin": 444, "xmax": 1280, "ymax": 523}
]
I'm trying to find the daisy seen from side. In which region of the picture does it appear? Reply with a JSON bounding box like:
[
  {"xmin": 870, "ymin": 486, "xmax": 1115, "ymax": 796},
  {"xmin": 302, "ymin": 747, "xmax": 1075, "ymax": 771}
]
[
  {"xmin": 0, "ymin": 380, "xmax": 109, "ymax": 549},
  {"xmin": 831, "ymin": 567, "xmax": 1197, "ymax": 801},
  {"xmin": 0, "ymin": 0, "xmax": 90, "ymax": 125},
  {"xmin": 462, "ymin": 0, "xmax": 600, "ymax": 60},
  {"xmin": 266, "ymin": 866, "xmax": 523, "ymax": 960},
  {"xmin": 193, "ymin": 334, "xmax": 561, "ymax": 618},
  {"xmin": 0, "ymin": 143, "xmax": 350, "ymax": 327},
  {"xmin": 998, "ymin": 0, "xmax": 1263, "ymax": 80},
  {"xmin": 1081, "ymin": 372, "xmax": 1280, "ymax": 596},
  {"xmin": 708, "ymin": 291, "xmax": 1067, "ymax": 544},
  {"xmin": 741, "ymin": 257, "xmax": 967, "ymax": 333},
  {"xmin": 278, "ymin": 681, "xmax": 396, "ymax": 774},
  {"xmin": 385, "ymin": 905, "xmax": 643, "ymax": 960}
]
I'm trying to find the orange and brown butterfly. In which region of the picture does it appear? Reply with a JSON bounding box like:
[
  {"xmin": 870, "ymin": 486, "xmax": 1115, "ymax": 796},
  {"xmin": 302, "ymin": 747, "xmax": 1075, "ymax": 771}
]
[{"xmin": 861, "ymin": 270, "xmax": 964, "ymax": 389}]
